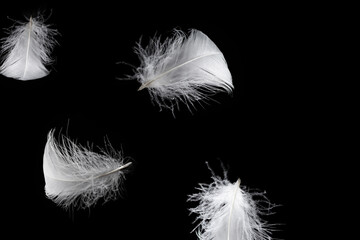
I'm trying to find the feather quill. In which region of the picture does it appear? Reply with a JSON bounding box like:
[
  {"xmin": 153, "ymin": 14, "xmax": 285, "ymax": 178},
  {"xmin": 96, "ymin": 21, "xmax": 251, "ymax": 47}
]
[
  {"xmin": 132, "ymin": 29, "xmax": 233, "ymax": 112},
  {"xmin": 188, "ymin": 166, "xmax": 274, "ymax": 240},
  {"xmin": 43, "ymin": 130, "xmax": 132, "ymax": 209},
  {"xmin": 0, "ymin": 15, "xmax": 58, "ymax": 80}
]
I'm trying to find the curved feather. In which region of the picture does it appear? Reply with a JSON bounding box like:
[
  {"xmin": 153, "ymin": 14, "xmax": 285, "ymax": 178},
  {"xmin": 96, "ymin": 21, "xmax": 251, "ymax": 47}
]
[
  {"xmin": 188, "ymin": 169, "xmax": 274, "ymax": 240},
  {"xmin": 133, "ymin": 29, "xmax": 233, "ymax": 112},
  {"xmin": 0, "ymin": 15, "xmax": 58, "ymax": 80},
  {"xmin": 43, "ymin": 130, "xmax": 132, "ymax": 209}
]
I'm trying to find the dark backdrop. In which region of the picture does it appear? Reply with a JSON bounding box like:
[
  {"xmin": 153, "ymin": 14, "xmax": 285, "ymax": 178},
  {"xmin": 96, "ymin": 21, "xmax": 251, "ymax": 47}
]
[{"xmin": 0, "ymin": 2, "xmax": 292, "ymax": 239}]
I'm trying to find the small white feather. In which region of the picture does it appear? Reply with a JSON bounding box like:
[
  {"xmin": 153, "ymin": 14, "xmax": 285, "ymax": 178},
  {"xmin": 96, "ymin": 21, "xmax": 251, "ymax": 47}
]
[
  {"xmin": 0, "ymin": 15, "xmax": 58, "ymax": 80},
  {"xmin": 188, "ymin": 167, "xmax": 274, "ymax": 240},
  {"xmin": 132, "ymin": 29, "xmax": 233, "ymax": 112},
  {"xmin": 43, "ymin": 130, "xmax": 132, "ymax": 209}
]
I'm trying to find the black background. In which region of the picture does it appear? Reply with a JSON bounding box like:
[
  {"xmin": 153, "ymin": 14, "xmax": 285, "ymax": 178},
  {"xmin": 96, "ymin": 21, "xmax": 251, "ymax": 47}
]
[{"xmin": 0, "ymin": 2, "xmax": 293, "ymax": 239}]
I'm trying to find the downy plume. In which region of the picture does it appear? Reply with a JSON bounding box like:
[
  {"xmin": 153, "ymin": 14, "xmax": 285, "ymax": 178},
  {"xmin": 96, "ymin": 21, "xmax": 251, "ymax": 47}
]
[
  {"xmin": 43, "ymin": 130, "xmax": 132, "ymax": 209},
  {"xmin": 132, "ymin": 29, "xmax": 233, "ymax": 112},
  {"xmin": 188, "ymin": 164, "xmax": 274, "ymax": 240},
  {"xmin": 0, "ymin": 15, "xmax": 58, "ymax": 80}
]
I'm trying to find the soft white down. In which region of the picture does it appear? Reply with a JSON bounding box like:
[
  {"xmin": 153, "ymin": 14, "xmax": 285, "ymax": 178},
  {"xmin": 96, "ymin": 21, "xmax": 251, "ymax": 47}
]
[
  {"xmin": 43, "ymin": 130, "xmax": 132, "ymax": 209},
  {"xmin": 133, "ymin": 29, "xmax": 233, "ymax": 112},
  {"xmin": 188, "ymin": 169, "xmax": 274, "ymax": 240},
  {"xmin": 0, "ymin": 15, "xmax": 58, "ymax": 80}
]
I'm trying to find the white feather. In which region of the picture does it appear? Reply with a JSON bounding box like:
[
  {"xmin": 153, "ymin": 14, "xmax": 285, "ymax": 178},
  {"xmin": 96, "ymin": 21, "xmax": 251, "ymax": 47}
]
[
  {"xmin": 188, "ymin": 168, "xmax": 274, "ymax": 240},
  {"xmin": 43, "ymin": 130, "xmax": 132, "ymax": 209},
  {"xmin": 0, "ymin": 15, "xmax": 58, "ymax": 80},
  {"xmin": 132, "ymin": 29, "xmax": 233, "ymax": 112}
]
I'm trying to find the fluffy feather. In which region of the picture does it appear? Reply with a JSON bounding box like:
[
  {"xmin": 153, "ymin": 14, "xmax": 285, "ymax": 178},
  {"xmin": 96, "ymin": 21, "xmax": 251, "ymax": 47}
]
[
  {"xmin": 188, "ymin": 166, "xmax": 274, "ymax": 240},
  {"xmin": 0, "ymin": 15, "xmax": 58, "ymax": 80},
  {"xmin": 43, "ymin": 130, "xmax": 132, "ymax": 209},
  {"xmin": 132, "ymin": 29, "xmax": 233, "ymax": 112}
]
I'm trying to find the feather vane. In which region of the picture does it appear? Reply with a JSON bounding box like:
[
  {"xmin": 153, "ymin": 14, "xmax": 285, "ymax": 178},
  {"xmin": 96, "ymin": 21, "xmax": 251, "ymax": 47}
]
[
  {"xmin": 188, "ymin": 169, "xmax": 273, "ymax": 240},
  {"xmin": 43, "ymin": 130, "xmax": 132, "ymax": 209},
  {"xmin": 132, "ymin": 29, "xmax": 233, "ymax": 112},
  {"xmin": 0, "ymin": 15, "xmax": 58, "ymax": 80}
]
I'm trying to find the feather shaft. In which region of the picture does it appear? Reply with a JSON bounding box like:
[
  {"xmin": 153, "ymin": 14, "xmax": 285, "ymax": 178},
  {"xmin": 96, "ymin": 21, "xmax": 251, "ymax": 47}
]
[
  {"xmin": 44, "ymin": 161, "xmax": 132, "ymax": 183},
  {"xmin": 96, "ymin": 162, "xmax": 132, "ymax": 178},
  {"xmin": 228, "ymin": 179, "xmax": 241, "ymax": 240},
  {"xmin": 23, "ymin": 17, "xmax": 32, "ymax": 79},
  {"xmin": 138, "ymin": 52, "xmax": 221, "ymax": 91}
]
